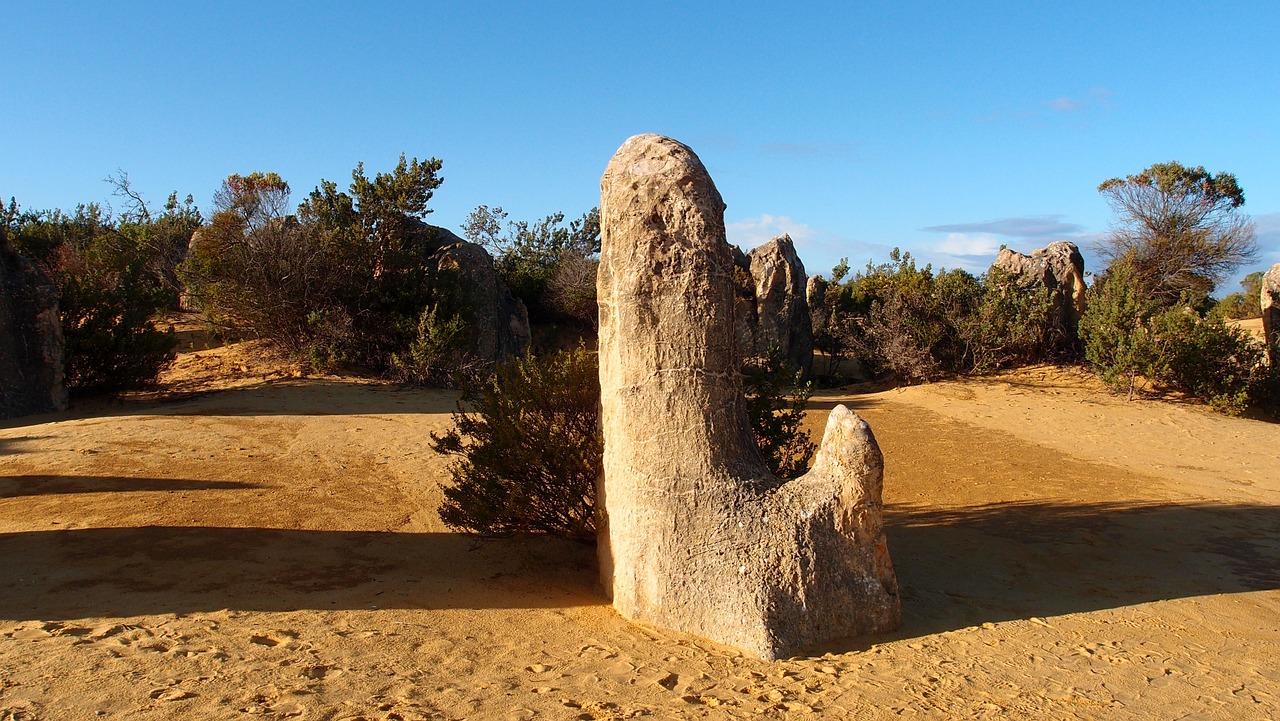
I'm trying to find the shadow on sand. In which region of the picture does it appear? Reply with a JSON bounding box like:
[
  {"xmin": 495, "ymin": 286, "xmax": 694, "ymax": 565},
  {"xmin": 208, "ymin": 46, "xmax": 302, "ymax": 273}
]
[
  {"xmin": 1, "ymin": 499, "xmax": 1275, "ymax": 649},
  {"xmin": 0, "ymin": 474, "xmax": 262, "ymax": 499},
  {"xmin": 0, "ymin": 379, "xmax": 460, "ymax": 431},
  {"xmin": 884, "ymin": 499, "xmax": 1280, "ymax": 639}
]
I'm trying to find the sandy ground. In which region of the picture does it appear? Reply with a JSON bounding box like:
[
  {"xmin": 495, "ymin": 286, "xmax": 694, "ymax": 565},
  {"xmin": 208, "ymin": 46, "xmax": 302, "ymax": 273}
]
[{"xmin": 1, "ymin": 337, "xmax": 1278, "ymax": 720}]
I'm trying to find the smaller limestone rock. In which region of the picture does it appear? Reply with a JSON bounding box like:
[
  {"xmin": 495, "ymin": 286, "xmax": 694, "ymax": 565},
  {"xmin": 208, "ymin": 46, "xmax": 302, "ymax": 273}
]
[
  {"xmin": 430, "ymin": 227, "xmax": 531, "ymax": 362},
  {"xmin": 746, "ymin": 235, "xmax": 813, "ymax": 374},
  {"xmin": 992, "ymin": 240, "xmax": 1087, "ymax": 332},
  {"xmin": 1263, "ymin": 263, "xmax": 1280, "ymax": 364}
]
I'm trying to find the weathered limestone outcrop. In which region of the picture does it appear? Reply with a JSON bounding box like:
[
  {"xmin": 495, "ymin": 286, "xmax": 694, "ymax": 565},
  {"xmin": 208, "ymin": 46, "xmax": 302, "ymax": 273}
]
[
  {"xmin": 748, "ymin": 236, "xmax": 813, "ymax": 374},
  {"xmin": 1, "ymin": 233, "xmax": 68, "ymax": 418},
  {"xmin": 597, "ymin": 134, "xmax": 900, "ymax": 660},
  {"xmin": 992, "ymin": 240, "xmax": 1087, "ymax": 331},
  {"xmin": 429, "ymin": 226, "xmax": 531, "ymax": 361},
  {"xmin": 1263, "ymin": 263, "xmax": 1280, "ymax": 364}
]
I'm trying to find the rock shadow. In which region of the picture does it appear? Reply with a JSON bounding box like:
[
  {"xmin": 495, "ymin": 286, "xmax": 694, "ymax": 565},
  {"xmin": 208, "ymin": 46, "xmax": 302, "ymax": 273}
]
[
  {"xmin": 884, "ymin": 499, "xmax": 1280, "ymax": 637},
  {"xmin": 0, "ymin": 526, "xmax": 601, "ymax": 621}
]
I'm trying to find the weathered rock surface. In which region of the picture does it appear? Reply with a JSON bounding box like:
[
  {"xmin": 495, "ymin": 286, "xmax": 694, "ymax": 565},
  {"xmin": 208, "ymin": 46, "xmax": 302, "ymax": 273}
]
[
  {"xmin": 1263, "ymin": 263, "xmax": 1280, "ymax": 364},
  {"xmin": 432, "ymin": 233, "xmax": 531, "ymax": 361},
  {"xmin": 747, "ymin": 235, "xmax": 813, "ymax": 374},
  {"xmin": 1, "ymin": 234, "xmax": 67, "ymax": 418},
  {"xmin": 992, "ymin": 241, "xmax": 1087, "ymax": 333},
  {"xmin": 428, "ymin": 226, "xmax": 531, "ymax": 362},
  {"xmin": 596, "ymin": 134, "xmax": 900, "ymax": 660}
]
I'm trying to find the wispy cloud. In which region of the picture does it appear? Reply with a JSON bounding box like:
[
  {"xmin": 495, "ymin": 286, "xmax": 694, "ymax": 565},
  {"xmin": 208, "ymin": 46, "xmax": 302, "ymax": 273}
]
[
  {"xmin": 1047, "ymin": 97, "xmax": 1084, "ymax": 112},
  {"xmin": 1251, "ymin": 212, "xmax": 1280, "ymax": 266},
  {"xmin": 983, "ymin": 87, "xmax": 1115, "ymax": 124},
  {"xmin": 727, "ymin": 213, "xmax": 818, "ymax": 247},
  {"xmin": 920, "ymin": 214, "xmax": 1104, "ymax": 273},
  {"xmin": 932, "ymin": 232, "xmax": 1004, "ymax": 258},
  {"xmin": 923, "ymin": 214, "xmax": 1083, "ymax": 238}
]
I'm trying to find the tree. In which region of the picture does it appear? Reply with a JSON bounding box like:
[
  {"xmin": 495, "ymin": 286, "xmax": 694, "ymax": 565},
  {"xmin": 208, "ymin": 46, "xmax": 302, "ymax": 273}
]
[
  {"xmin": 462, "ymin": 205, "xmax": 601, "ymax": 323},
  {"xmin": 1219, "ymin": 271, "xmax": 1265, "ymax": 319},
  {"xmin": 182, "ymin": 155, "xmax": 460, "ymax": 373},
  {"xmin": 1097, "ymin": 162, "xmax": 1257, "ymax": 306},
  {"xmin": 6, "ymin": 197, "xmax": 182, "ymax": 392}
]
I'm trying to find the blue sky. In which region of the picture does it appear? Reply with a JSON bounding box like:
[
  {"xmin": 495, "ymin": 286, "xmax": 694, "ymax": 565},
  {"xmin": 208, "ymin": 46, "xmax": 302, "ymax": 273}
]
[{"xmin": 3, "ymin": 1, "xmax": 1278, "ymax": 291}]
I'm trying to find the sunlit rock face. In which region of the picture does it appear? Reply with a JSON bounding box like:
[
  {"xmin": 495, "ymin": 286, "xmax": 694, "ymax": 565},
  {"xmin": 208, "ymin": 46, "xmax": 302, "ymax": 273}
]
[
  {"xmin": 746, "ymin": 235, "xmax": 813, "ymax": 375},
  {"xmin": 596, "ymin": 134, "xmax": 900, "ymax": 661},
  {"xmin": 992, "ymin": 240, "xmax": 1088, "ymax": 332},
  {"xmin": 1263, "ymin": 263, "xmax": 1280, "ymax": 365}
]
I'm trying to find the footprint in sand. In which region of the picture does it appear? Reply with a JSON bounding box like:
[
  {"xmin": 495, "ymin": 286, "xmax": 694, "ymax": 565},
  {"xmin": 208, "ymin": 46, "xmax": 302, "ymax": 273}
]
[
  {"xmin": 249, "ymin": 630, "xmax": 306, "ymax": 651},
  {"xmin": 148, "ymin": 687, "xmax": 195, "ymax": 702}
]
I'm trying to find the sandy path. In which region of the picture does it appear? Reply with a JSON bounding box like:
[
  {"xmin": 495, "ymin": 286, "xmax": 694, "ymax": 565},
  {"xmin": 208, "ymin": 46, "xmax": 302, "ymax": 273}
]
[{"xmin": 0, "ymin": 353, "xmax": 1277, "ymax": 719}]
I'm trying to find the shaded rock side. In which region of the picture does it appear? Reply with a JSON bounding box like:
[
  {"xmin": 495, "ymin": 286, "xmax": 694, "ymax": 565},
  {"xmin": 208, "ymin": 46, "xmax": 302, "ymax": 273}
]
[
  {"xmin": 1, "ymin": 234, "xmax": 68, "ymax": 418},
  {"xmin": 807, "ymin": 275, "xmax": 829, "ymax": 335},
  {"xmin": 596, "ymin": 134, "xmax": 900, "ymax": 661},
  {"xmin": 1263, "ymin": 263, "xmax": 1280, "ymax": 364},
  {"xmin": 730, "ymin": 246, "xmax": 757, "ymax": 365},
  {"xmin": 429, "ymin": 227, "xmax": 531, "ymax": 361},
  {"xmin": 992, "ymin": 241, "xmax": 1087, "ymax": 332},
  {"xmin": 748, "ymin": 235, "xmax": 814, "ymax": 374}
]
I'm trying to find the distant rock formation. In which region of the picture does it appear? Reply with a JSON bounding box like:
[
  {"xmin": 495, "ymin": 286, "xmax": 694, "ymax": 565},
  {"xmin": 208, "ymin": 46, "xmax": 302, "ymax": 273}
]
[
  {"xmin": 747, "ymin": 235, "xmax": 813, "ymax": 374},
  {"xmin": 1263, "ymin": 263, "xmax": 1280, "ymax": 365},
  {"xmin": 429, "ymin": 226, "xmax": 531, "ymax": 361},
  {"xmin": 597, "ymin": 133, "xmax": 900, "ymax": 661},
  {"xmin": 1, "ymin": 233, "xmax": 68, "ymax": 418},
  {"xmin": 992, "ymin": 240, "xmax": 1087, "ymax": 332}
]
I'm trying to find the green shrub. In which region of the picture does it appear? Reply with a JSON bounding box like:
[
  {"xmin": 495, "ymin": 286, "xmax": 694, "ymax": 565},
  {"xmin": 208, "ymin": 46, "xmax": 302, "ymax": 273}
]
[
  {"xmin": 181, "ymin": 159, "xmax": 475, "ymax": 376},
  {"xmin": 432, "ymin": 347, "xmax": 818, "ymax": 540},
  {"xmin": 4, "ymin": 199, "xmax": 189, "ymax": 392},
  {"xmin": 1081, "ymin": 260, "xmax": 1269, "ymax": 413},
  {"xmin": 431, "ymin": 347, "xmax": 602, "ymax": 541},
  {"xmin": 463, "ymin": 205, "xmax": 600, "ymax": 324},
  {"xmin": 743, "ymin": 349, "xmax": 817, "ymax": 479},
  {"xmin": 1144, "ymin": 306, "xmax": 1265, "ymax": 414},
  {"xmin": 1080, "ymin": 262, "xmax": 1156, "ymax": 396},
  {"xmin": 958, "ymin": 267, "xmax": 1061, "ymax": 373}
]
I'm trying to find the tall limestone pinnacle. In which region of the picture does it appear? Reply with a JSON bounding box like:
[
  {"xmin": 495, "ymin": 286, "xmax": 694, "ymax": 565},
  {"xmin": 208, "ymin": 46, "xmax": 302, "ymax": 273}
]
[{"xmin": 596, "ymin": 134, "xmax": 900, "ymax": 660}]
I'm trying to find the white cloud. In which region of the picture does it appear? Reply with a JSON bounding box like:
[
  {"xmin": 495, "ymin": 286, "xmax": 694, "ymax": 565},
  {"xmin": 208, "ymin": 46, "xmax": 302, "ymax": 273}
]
[
  {"xmin": 725, "ymin": 213, "xmax": 818, "ymax": 249},
  {"xmin": 923, "ymin": 214, "xmax": 1084, "ymax": 237},
  {"xmin": 1047, "ymin": 97, "xmax": 1083, "ymax": 112},
  {"xmin": 725, "ymin": 213, "xmax": 889, "ymax": 279},
  {"xmin": 933, "ymin": 232, "xmax": 1004, "ymax": 258}
]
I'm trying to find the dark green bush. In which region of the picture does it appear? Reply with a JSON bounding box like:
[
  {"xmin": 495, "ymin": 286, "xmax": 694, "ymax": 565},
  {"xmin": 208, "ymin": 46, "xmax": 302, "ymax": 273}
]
[
  {"xmin": 431, "ymin": 347, "xmax": 602, "ymax": 541},
  {"xmin": 432, "ymin": 347, "xmax": 818, "ymax": 540},
  {"xmin": 462, "ymin": 205, "xmax": 600, "ymax": 324},
  {"xmin": 3, "ymin": 197, "xmax": 193, "ymax": 392},
  {"xmin": 1081, "ymin": 259, "xmax": 1270, "ymax": 413},
  {"xmin": 181, "ymin": 159, "xmax": 473, "ymax": 376},
  {"xmin": 826, "ymin": 249, "xmax": 1064, "ymax": 383},
  {"xmin": 743, "ymin": 349, "xmax": 817, "ymax": 479},
  {"xmin": 1144, "ymin": 306, "xmax": 1264, "ymax": 413}
]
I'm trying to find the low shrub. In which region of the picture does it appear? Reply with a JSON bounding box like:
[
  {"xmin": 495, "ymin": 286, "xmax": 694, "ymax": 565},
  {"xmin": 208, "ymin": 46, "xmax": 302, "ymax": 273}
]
[
  {"xmin": 432, "ymin": 347, "xmax": 818, "ymax": 539},
  {"xmin": 3, "ymin": 198, "xmax": 193, "ymax": 392},
  {"xmin": 181, "ymin": 160, "xmax": 474, "ymax": 376},
  {"xmin": 431, "ymin": 347, "xmax": 602, "ymax": 541},
  {"xmin": 743, "ymin": 348, "xmax": 817, "ymax": 479},
  {"xmin": 824, "ymin": 249, "xmax": 1064, "ymax": 383},
  {"xmin": 1081, "ymin": 260, "xmax": 1270, "ymax": 413}
]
